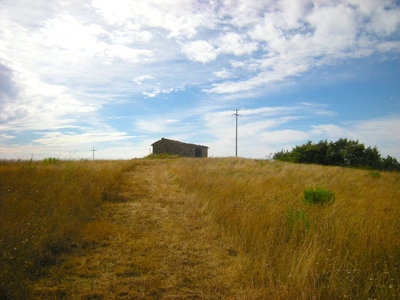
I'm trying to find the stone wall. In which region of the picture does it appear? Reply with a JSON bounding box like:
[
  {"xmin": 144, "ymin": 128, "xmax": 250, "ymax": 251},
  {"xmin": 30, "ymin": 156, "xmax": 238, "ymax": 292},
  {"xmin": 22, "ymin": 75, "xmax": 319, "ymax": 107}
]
[{"xmin": 152, "ymin": 138, "xmax": 208, "ymax": 157}]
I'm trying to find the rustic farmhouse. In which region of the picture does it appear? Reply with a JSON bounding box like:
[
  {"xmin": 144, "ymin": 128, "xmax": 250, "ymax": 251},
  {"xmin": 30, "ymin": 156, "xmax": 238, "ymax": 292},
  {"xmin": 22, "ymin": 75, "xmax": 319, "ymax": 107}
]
[{"xmin": 151, "ymin": 138, "xmax": 208, "ymax": 158}]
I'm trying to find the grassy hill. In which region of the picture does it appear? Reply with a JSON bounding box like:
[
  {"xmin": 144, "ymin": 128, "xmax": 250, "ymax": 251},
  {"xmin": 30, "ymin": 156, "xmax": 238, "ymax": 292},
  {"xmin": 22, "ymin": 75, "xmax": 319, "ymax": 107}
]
[
  {"xmin": 0, "ymin": 159, "xmax": 132, "ymax": 299},
  {"xmin": 0, "ymin": 158, "xmax": 399, "ymax": 299},
  {"xmin": 171, "ymin": 158, "xmax": 400, "ymax": 298}
]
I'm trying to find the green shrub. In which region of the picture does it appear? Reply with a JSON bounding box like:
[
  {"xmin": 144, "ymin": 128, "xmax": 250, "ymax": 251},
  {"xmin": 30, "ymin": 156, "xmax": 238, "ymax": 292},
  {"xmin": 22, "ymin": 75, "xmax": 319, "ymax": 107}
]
[
  {"xmin": 302, "ymin": 187, "xmax": 335, "ymax": 205},
  {"xmin": 286, "ymin": 206, "xmax": 310, "ymax": 231},
  {"xmin": 43, "ymin": 157, "xmax": 59, "ymax": 164}
]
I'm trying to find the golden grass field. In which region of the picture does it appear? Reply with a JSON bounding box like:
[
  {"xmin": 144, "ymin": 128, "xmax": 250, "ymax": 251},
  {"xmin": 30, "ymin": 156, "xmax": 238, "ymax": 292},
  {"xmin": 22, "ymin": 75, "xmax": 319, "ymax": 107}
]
[
  {"xmin": 0, "ymin": 159, "xmax": 132, "ymax": 299},
  {"xmin": 0, "ymin": 157, "xmax": 399, "ymax": 299}
]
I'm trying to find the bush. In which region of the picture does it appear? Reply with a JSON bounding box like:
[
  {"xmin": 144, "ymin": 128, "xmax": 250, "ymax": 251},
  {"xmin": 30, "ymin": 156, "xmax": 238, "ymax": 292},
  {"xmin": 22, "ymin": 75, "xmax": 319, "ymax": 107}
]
[
  {"xmin": 43, "ymin": 157, "xmax": 59, "ymax": 164},
  {"xmin": 273, "ymin": 138, "xmax": 400, "ymax": 171},
  {"xmin": 302, "ymin": 187, "xmax": 335, "ymax": 205}
]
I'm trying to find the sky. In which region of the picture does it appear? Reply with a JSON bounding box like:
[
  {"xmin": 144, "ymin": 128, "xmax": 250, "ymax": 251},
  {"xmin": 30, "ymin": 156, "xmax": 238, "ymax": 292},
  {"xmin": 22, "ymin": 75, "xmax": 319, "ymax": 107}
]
[{"xmin": 0, "ymin": 0, "xmax": 399, "ymax": 160}]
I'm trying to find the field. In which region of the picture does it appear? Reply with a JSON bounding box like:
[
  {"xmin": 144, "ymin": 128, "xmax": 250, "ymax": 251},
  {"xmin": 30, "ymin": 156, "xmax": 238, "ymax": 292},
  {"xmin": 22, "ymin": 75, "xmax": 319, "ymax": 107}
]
[
  {"xmin": 171, "ymin": 158, "xmax": 400, "ymax": 299},
  {"xmin": 0, "ymin": 159, "xmax": 132, "ymax": 299},
  {"xmin": 0, "ymin": 157, "xmax": 399, "ymax": 299}
]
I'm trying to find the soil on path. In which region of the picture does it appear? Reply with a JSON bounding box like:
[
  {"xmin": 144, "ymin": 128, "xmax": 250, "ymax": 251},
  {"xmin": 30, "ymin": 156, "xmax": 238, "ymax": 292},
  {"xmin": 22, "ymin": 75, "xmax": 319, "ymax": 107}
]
[{"xmin": 33, "ymin": 160, "xmax": 243, "ymax": 299}]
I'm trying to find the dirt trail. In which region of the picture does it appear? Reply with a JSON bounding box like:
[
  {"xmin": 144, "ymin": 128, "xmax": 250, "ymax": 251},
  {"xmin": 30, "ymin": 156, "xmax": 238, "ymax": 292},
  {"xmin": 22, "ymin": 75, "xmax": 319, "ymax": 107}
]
[{"xmin": 33, "ymin": 161, "xmax": 243, "ymax": 299}]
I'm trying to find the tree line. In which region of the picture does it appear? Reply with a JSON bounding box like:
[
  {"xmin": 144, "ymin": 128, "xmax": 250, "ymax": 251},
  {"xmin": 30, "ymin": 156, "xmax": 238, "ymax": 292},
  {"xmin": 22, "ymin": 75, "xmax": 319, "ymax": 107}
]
[{"xmin": 273, "ymin": 138, "xmax": 400, "ymax": 171}]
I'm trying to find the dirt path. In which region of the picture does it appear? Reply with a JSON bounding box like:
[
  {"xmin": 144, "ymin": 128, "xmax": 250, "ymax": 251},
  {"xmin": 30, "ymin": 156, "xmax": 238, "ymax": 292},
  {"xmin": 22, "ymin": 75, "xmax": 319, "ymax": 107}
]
[{"xmin": 33, "ymin": 161, "xmax": 243, "ymax": 299}]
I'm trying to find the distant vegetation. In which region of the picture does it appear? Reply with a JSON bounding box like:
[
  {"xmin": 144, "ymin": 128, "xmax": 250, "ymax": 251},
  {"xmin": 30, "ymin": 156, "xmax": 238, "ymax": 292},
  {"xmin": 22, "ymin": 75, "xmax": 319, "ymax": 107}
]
[{"xmin": 273, "ymin": 138, "xmax": 400, "ymax": 171}]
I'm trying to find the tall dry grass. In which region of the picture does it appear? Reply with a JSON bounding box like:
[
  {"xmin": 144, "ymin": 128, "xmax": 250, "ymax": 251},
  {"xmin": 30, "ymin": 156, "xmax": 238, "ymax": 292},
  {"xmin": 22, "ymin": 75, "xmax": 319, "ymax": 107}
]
[
  {"xmin": 170, "ymin": 157, "xmax": 400, "ymax": 299},
  {"xmin": 0, "ymin": 159, "xmax": 133, "ymax": 299}
]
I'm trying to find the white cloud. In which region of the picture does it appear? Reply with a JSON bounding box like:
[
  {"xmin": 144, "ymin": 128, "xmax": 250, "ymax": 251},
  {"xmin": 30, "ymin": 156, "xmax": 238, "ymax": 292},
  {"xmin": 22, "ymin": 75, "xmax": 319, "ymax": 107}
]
[
  {"xmin": 181, "ymin": 40, "xmax": 217, "ymax": 63},
  {"xmin": 91, "ymin": 0, "xmax": 216, "ymax": 38},
  {"xmin": 367, "ymin": 6, "xmax": 400, "ymax": 36},
  {"xmin": 133, "ymin": 75, "xmax": 155, "ymax": 85},
  {"xmin": 202, "ymin": 104, "xmax": 328, "ymax": 145},
  {"xmin": 307, "ymin": 4, "xmax": 357, "ymax": 38},
  {"xmin": 346, "ymin": 0, "xmax": 393, "ymax": 14},
  {"xmin": 310, "ymin": 124, "xmax": 349, "ymax": 138},
  {"xmin": 0, "ymin": 131, "xmax": 143, "ymax": 160},
  {"xmin": 3, "ymin": 0, "xmax": 399, "ymax": 97},
  {"xmin": 165, "ymin": 119, "xmax": 179, "ymax": 123},
  {"xmin": 0, "ymin": 57, "xmax": 99, "ymax": 132},
  {"xmin": 39, "ymin": 15, "xmax": 107, "ymax": 60},
  {"xmin": 142, "ymin": 86, "xmax": 185, "ymax": 98},
  {"xmin": 109, "ymin": 25, "xmax": 154, "ymax": 44},
  {"xmin": 260, "ymin": 129, "xmax": 310, "ymax": 144},
  {"xmin": 0, "ymin": 0, "xmax": 399, "ymax": 160},
  {"xmin": 104, "ymin": 44, "xmax": 153, "ymax": 62},
  {"xmin": 203, "ymin": 110, "xmax": 400, "ymax": 159},
  {"xmin": 207, "ymin": 0, "xmax": 400, "ymax": 95},
  {"xmin": 230, "ymin": 60, "xmax": 246, "ymax": 68},
  {"xmin": 135, "ymin": 117, "xmax": 175, "ymax": 134},
  {"xmin": 199, "ymin": 104, "xmax": 369, "ymax": 157},
  {"xmin": 0, "ymin": 133, "xmax": 15, "ymax": 139},
  {"xmin": 241, "ymin": 106, "xmax": 296, "ymax": 117},
  {"xmin": 205, "ymin": 67, "xmax": 301, "ymax": 94},
  {"xmin": 216, "ymin": 32, "xmax": 258, "ymax": 56},
  {"xmin": 213, "ymin": 69, "xmax": 231, "ymax": 78},
  {"xmin": 377, "ymin": 41, "xmax": 400, "ymax": 53},
  {"xmin": 33, "ymin": 131, "xmax": 135, "ymax": 147},
  {"xmin": 308, "ymin": 116, "xmax": 400, "ymax": 158},
  {"xmin": 218, "ymin": 0, "xmax": 269, "ymax": 28},
  {"xmin": 348, "ymin": 116, "xmax": 400, "ymax": 146},
  {"xmin": 142, "ymin": 89, "xmax": 161, "ymax": 98}
]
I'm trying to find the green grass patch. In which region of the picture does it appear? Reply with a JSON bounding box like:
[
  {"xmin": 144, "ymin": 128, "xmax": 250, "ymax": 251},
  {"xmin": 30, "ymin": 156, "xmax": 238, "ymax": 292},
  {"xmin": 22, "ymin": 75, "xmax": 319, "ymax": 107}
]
[
  {"xmin": 302, "ymin": 187, "xmax": 335, "ymax": 205},
  {"xmin": 286, "ymin": 206, "xmax": 310, "ymax": 231}
]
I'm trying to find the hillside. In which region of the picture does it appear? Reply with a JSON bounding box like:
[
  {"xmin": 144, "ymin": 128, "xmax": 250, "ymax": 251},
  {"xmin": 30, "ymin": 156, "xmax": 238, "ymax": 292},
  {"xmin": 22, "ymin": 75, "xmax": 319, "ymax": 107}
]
[
  {"xmin": 1, "ymin": 158, "xmax": 399, "ymax": 299},
  {"xmin": 31, "ymin": 160, "xmax": 243, "ymax": 299}
]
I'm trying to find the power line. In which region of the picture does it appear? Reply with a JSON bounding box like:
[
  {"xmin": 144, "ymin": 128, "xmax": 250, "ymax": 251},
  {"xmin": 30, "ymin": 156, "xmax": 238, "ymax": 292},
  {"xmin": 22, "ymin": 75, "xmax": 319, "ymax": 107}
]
[{"xmin": 232, "ymin": 109, "xmax": 241, "ymax": 157}]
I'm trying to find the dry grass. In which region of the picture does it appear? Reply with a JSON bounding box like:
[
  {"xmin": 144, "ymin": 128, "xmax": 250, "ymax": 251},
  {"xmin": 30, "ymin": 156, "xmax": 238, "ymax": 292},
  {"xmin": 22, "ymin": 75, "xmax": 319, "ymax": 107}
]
[
  {"xmin": 30, "ymin": 160, "xmax": 242, "ymax": 299},
  {"xmin": 2, "ymin": 157, "xmax": 399, "ymax": 299},
  {"xmin": 0, "ymin": 159, "xmax": 133, "ymax": 299},
  {"xmin": 170, "ymin": 157, "xmax": 400, "ymax": 299}
]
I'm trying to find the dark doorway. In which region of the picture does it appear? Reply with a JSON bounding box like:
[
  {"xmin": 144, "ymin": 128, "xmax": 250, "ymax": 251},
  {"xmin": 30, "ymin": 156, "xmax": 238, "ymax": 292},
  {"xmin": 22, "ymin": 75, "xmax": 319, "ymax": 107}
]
[{"xmin": 195, "ymin": 147, "xmax": 202, "ymax": 157}]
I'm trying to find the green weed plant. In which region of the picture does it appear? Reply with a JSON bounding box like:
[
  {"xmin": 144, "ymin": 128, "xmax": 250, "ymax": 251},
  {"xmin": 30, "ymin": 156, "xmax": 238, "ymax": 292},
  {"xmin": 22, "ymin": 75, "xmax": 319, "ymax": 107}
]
[
  {"xmin": 286, "ymin": 206, "xmax": 310, "ymax": 231},
  {"xmin": 302, "ymin": 187, "xmax": 335, "ymax": 205}
]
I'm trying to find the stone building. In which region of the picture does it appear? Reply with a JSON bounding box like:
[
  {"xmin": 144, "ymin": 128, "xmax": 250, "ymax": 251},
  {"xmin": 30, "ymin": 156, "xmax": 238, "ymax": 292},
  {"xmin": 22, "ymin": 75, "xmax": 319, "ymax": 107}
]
[{"xmin": 151, "ymin": 138, "xmax": 208, "ymax": 157}]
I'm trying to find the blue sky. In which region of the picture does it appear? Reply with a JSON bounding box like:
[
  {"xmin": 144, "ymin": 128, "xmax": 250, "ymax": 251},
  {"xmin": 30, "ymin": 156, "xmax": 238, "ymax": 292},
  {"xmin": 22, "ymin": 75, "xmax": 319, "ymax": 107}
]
[{"xmin": 1, "ymin": 0, "xmax": 399, "ymax": 160}]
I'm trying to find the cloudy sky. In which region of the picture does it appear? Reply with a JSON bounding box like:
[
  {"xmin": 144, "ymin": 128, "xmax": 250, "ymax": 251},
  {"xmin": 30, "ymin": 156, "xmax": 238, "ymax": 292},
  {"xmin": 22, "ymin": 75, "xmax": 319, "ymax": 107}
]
[{"xmin": 1, "ymin": 0, "xmax": 399, "ymax": 160}]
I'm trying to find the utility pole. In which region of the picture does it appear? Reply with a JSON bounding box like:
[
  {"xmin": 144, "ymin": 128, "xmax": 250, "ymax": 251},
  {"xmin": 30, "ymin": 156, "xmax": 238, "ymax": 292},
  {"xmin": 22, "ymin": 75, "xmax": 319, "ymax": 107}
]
[
  {"xmin": 232, "ymin": 109, "xmax": 241, "ymax": 157},
  {"xmin": 91, "ymin": 147, "xmax": 97, "ymax": 160}
]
